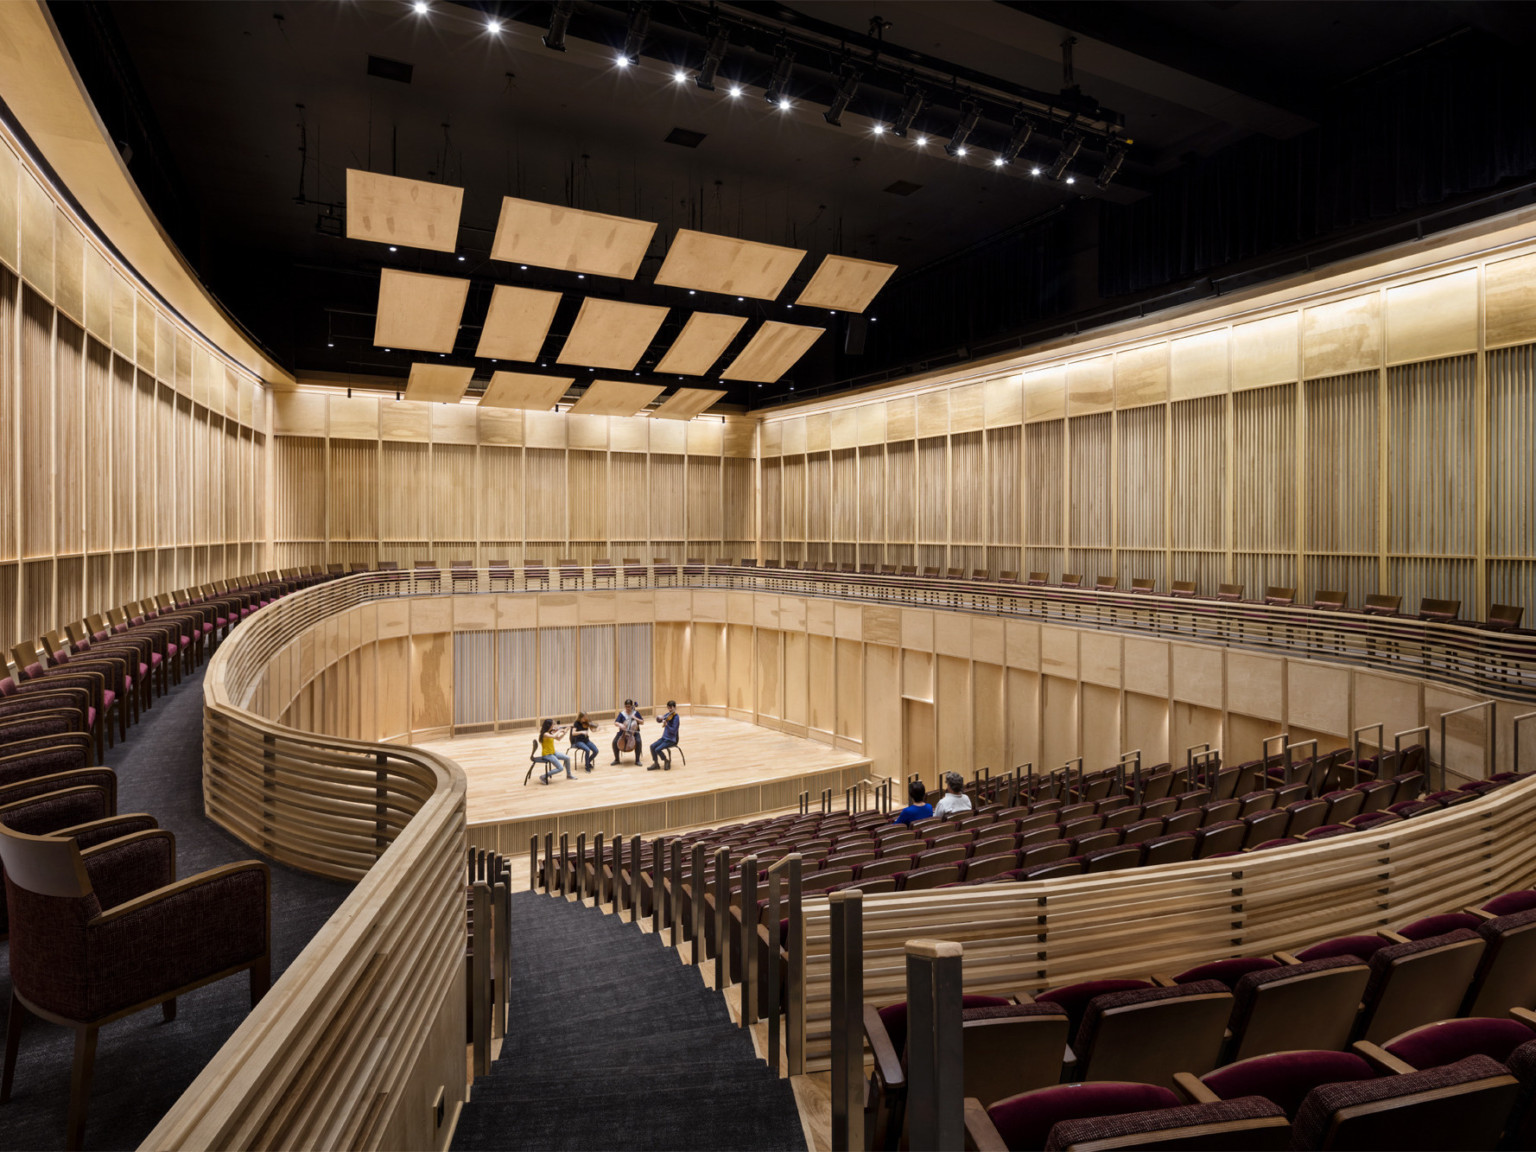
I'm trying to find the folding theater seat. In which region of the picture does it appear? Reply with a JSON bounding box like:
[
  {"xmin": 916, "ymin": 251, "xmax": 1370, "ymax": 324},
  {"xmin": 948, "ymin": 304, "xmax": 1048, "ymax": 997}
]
[
  {"xmin": 864, "ymin": 997, "xmax": 1069, "ymax": 1148},
  {"xmin": 1176, "ymin": 1051, "xmax": 1377, "ymax": 1120},
  {"xmin": 1195, "ymin": 821, "xmax": 1246, "ymax": 858},
  {"xmin": 1351, "ymin": 929, "xmax": 1486, "ymax": 1044},
  {"xmin": 1016, "ymin": 859, "xmax": 1083, "ymax": 880},
  {"xmin": 1288, "ymin": 1055, "xmax": 1516, "ymax": 1150},
  {"xmin": 1289, "ymin": 934, "xmax": 1394, "ymax": 964},
  {"xmin": 1081, "ymin": 845, "xmax": 1140, "ymax": 874},
  {"xmin": 1061, "ymin": 981, "xmax": 1234, "ymax": 1087},
  {"xmin": 1242, "ymin": 809, "xmax": 1290, "ymax": 848},
  {"xmin": 963, "ymin": 1082, "xmax": 1182, "ymax": 1152},
  {"xmin": 1041, "ymin": 1096, "xmax": 1289, "ymax": 1150},
  {"xmin": 1220, "ymin": 956, "xmax": 1373, "ymax": 1063},
  {"xmin": 1166, "ymin": 956, "xmax": 1282, "ymax": 990},
  {"xmin": 1356, "ymin": 1016, "xmax": 1536, "ymax": 1072},
  {"xmin": 1140, "ymin": 833, "xmax": 1198, "ymax": 866},
  {"xmin": 1462, "ymin": 908, "xmax": 1536, "ymax": 1018},
  {"xmin": 964, "ymin": 852, "xmax": 1022, "ymax": 882},
  {"xmin": 1017, "ymin": 841, "xmax": 1074, "ymax": 870}
]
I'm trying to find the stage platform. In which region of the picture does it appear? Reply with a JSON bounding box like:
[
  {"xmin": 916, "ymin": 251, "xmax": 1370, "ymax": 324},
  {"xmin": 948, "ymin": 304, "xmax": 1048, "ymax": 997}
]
[{"xmin": 415, "ymin": 716, "xmax": 874, "ymax": 858}]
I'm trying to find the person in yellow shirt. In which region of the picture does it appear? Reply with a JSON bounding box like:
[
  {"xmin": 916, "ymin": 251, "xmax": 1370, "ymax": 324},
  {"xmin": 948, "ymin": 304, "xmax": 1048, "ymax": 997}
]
[{"xmin": 535, "ymin": 717, "xmax": 573, "ymax": 785}]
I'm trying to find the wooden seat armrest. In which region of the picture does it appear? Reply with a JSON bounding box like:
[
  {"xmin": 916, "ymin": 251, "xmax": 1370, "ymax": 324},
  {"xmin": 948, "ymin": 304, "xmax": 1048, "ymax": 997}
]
[
  {"xmin": 1376, "ymin": 931, "xmax": 1410, "ymax": 944},
  {"xmin": 1273, "ymin": 951, "xmax": 1304, "ymax": 965},
  {"xmin": 91, "ymin": 860, "xmax": 270, "ymax": 925},
  {"xmin": 1510, "ymin": 1006, "xmax": 1536, "ymax": 1029},
  {"xmin": 965, "ymin": 1098, "xmax": 1008, "ymax": 1152},
  {"xmin": 1464, "ymin": 905, "xmax": 1497, "ymax": 920},
  {"xmin": 1352, "ymin": 1040, "xmax": 1416, "ymax": 1075},
  {"xmin": 1151, "ymin": 973, "xmax": 1179, "ymax": 987},
  {"xmin": 863, "ymin": 1002, "xmax": 905, "ymax": 1089},
  {"xmin": 1173, "ymin": 1072, "xmax": 1220, "ymax": 1104}
]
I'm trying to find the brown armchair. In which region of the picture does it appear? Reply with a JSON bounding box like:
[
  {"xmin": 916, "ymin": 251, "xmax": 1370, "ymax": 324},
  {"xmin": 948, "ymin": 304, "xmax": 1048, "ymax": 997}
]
[{"xmin": 0, "ymin": 822, "xmax": 271, "ymax": 1149}]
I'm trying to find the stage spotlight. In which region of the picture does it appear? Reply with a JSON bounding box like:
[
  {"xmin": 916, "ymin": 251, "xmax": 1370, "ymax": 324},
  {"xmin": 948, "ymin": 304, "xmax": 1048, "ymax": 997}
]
[
  {"xmin": 728, "ymin": 85, "xmax": 743, "ymax": 98},
  {"xmin": 1096, "ymin": 140, "xmax": 1127, "ymax": 190},
  {"xmin": 765, "ymin": 44, "xmax": 794, "ymax": 105},
  {"xmin": 892, "ymin": 84, "xmax": 924, "ymax": 137},
  {"xmin": 1000, "ymin": 116, "xmax": 1034, "ymax": 165},
  {"xmin": 992, "ymin": 156, "xmax": 1004, "ymax": 167},
  {"xmin": 914, "ymin": 135, "xmax": 927, "ymax": 147},
  {"xmin": 823, "ymin": 67, "xmax": 859, "ymax": 127},
  {"xmin": 945, "ymin": 101, "xmax": 980, "ymax": 157},
  {"xmin": 872, "ymin": 123, "xmax": 885, "ymax": 135},
  {"xmin": 673, "ymin": 69, "xmax": 687, "ymax": 84},
  {"xmin": 1030, "ymin": 165, "xmax": 1041, "ymax": 176},
  {"xmin": 543, "ymin": 0, "xmax": 573, "ymax": 51},
  {"xmin": 778, "ymin": 98, "xmax": 791, "ymax": 111},
  {"xmin": 485, "ymin": 16, "xmax": 501, "ymax": 34},
  {"xmin": 695, "ymin": 22, "xmax": 728, "ymax": 90},
  {"xmin": 621, "ymin": 3, "xmax": 650, "ymax": 65},
  {"xmin": 412, "ymin": 0, "xmax": 428, "ymax": 14},
  {"xmin": 1048, "ymin": 130, "xmax": 1082, "ymax": 181}
]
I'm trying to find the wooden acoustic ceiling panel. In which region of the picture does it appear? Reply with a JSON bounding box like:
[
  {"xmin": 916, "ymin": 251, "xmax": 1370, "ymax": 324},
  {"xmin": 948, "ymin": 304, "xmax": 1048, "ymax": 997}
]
[
  {"xmin": 405, "ymin": 362, "xmax": 474, "ymax": 404},
  {"xmin": 720, "ymin": 321, "xmax": 825, "ymax": 382},
  {"xmin": 654, "ymin": 312, "xmax": 747, "ymax": 375},
  {"xmin": 556, "ymin": 298, "xmax": 670, "ymax": 370},
  {"xmin": 654, "ymin": 230, "xmax": 806, "ymax": 300},
  {"xmin": 475, "ymin": 284, "xmax": 561, "ymax": 361},
  {"xmin": 346, "ymin": 169, "xmax": 464, "ymax": 253},
  {"xmin": 374, "ymin": 269, "xmax": 470, "ymax": 353},
  {"xmin": 489, "ymin": 197, "xmax": 657, "ymax": 279},
  {"xmin": 567, "ymin": 380, "xmax": 665, "ymax": 417},
  {"xmin": 651, "ymin": 387, "xmax": 728, "ymax": 421},
  {"xmin": 796, "ymin": 254, "xmax": 898, "ymax": 313},
  {"xmin": 478, "ymin": 371, "xmax": 573, "ymax": 410}
]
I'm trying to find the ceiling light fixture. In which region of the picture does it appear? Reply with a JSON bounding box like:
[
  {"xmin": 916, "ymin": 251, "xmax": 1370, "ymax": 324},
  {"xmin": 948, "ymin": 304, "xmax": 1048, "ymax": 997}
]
[
  {"xmin": 673, "ymin": 69, "xmax": 687, "ymax": 84},
  {"xmin": 1030, "ymin": 166, "xmax": 1041, "ymax": 176},
  {"xmin": 1000, "ymin": 115, "xmax": 1035, "ymax": 165},
  {"xmin": 411, "ymin": 0, "xmax": 428, "ymax": 14},
  {"xmin": 485, "ymin": 17, "xmax": 502, "ymax": 35},
  {"xmin": 1048, "ymin": 129, "xmax": 1082, "ymax": 181},
  {"xmin": 871, "ymin": 124, "xmax": 886, "ymax": 135},
  {"xmin": 727, "ymin": 85, "xmax": 743, "ymax": 98},
  {"xmin": 1096, "ymin": 139, "xmax": 1128, "ymax": 190},
  {"xmin": 945, "ymin": 100, "xmax": 980, "ymax": 157},
  {"xmin": 992, "ymin": 156, "xmax": 1004, "ymax": 167},
  {"xmin": 543, "ymin": 0, "xmax": 573, "ymax": 51},
  {"xmin": 914, "ymin": 136, "xmax": 927, "ymax": 147},
  {"xmin": 765, "ymin": 43, "xmax": 794, "ymax": 105},
  {"xmin": 695, "ymin": 21, "xmax": 728, "ymax": 91},
  {"xmin": 621, "ymin": 3, "xmax": 650, "ymax": 65},
  {"xmin": 1065, "ymin": 175, "xmax": 1076, "ymax": 185},
  {"xmin": 892, "ymin": 84, "xmax": 925, "ymax": 137},
  {"xmin": 823, "ymin": 66, "xmax": 860, "ymax": 127}
]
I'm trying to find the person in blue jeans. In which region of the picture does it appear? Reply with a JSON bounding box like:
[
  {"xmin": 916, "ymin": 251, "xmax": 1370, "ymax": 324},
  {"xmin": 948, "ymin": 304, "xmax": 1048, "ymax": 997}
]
[
  {"xmin": 569, "ymin": 712, "xmax": 599, "ymax": 772},
  {"xmin": 892, "ymin": 779, "xmax": 933, "ymax": 825},
  {"xmin": 649, "ymin": 701, "xmax": 680, "ymax": 771},
  {"xmin": 535, "ymin": 718, "xmax": 573, "ymax": 785}
]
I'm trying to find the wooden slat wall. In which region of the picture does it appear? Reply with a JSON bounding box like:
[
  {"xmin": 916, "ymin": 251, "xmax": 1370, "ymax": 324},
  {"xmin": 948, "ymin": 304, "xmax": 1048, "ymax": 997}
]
[
  {"xmin": 0, "ymin": 127, "xmax": 268, "ymax": 654},
  {"xmin": 757, "ymin": 238, "xmax": 1536, "ymax": 616}
]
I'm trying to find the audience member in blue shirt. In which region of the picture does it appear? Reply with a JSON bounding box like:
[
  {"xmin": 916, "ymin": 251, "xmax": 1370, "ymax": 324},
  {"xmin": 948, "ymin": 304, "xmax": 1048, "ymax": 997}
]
[{"xmin": 892, "ymin": 779, "xmax": 933, "ymax": 825}]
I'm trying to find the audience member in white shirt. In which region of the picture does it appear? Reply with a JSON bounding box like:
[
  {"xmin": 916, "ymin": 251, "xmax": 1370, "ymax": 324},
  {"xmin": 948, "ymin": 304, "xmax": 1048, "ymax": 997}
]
[{"xmin": 933, "ymin": 771, "xmax": 974, "ymax": 819}]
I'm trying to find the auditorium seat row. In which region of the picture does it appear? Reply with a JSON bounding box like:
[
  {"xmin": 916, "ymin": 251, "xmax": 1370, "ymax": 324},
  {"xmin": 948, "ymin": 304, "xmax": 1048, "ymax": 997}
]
[
  {"xmin": 873, "ymin": 883, "xmax": 1536, "ymax": 1150},
  {"xmin": 0, "ymin": 567, "xmax": 333, "ymax": 1150}
]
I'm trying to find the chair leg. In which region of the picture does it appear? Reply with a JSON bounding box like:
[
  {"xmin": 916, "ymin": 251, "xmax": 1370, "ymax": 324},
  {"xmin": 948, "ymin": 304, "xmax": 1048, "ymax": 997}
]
[
  {"xmin": 251, "ymin": 955, "xmax": 271, "ymax": 1005},
  {"xmin": 2, "ymin": 991, "xmax": 26, "ymax": 1102},
  {"xmin": 65, "ymin": 1025, "xmax": 97, "ymax": 1152}
]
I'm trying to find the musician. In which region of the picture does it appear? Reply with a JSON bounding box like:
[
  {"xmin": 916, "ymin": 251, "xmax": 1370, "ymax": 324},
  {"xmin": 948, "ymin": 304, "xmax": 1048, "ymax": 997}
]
[
  {"xmin": 569, "ymin": 712, "xmax": 598, "ymax": 772},
  {"xmin": 535, "ymin": 718, "xmax": 574, "ymax": 785},
  {"xmin": 649, "ymin": 701, "xmax": 680, "ymax": 771},
  {"xmin": 611, "ymin": 700, "xmax": 643, "ymax": 765}
]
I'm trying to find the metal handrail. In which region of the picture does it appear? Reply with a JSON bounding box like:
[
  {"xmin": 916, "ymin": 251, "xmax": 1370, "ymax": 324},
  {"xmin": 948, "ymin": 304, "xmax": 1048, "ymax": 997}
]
[{"xmin": 1439, "ymin": 701, "xmax": 1497, "ymax": 788}]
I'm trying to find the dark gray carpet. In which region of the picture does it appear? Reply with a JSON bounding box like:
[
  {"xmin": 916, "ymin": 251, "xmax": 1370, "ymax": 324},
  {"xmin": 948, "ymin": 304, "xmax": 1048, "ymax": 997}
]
[
  {"xmin": 452, "ymin": 892, "xmax": 806, "ymax": 1152},
  {"xmin": 0, "ymin": 663, "xmax": 353, "ymax": 1152}
]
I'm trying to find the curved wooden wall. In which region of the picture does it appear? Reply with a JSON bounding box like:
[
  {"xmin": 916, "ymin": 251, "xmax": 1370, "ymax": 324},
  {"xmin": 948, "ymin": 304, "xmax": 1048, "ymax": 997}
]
[
  {"xmin": 759, "ymin": 216, "xmax": 1536, "ymax": 621},
  {"xmin": 0, "ymin": 119, "xmax": 269, "ymax": 657}
]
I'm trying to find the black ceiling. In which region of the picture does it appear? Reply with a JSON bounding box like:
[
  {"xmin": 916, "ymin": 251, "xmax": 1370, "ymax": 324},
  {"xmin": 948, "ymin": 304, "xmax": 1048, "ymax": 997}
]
[{"xmin": 47, "ymin": 1, "xmax": 1536, "ymax": 407}]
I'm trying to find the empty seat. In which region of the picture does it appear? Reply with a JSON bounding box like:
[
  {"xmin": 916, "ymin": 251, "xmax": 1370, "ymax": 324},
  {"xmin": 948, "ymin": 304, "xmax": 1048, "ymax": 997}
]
[
  {"xmin": 1364, "ymin": 1016, "xmax": 1536, "ymax": 1071},
  {"xmin": 1217, "ymin": 583, "xmax": 1245, "ymax": 602},
  {"xmin": 1141, "ymin": 833, "xmax": 1198, "ymax": 867},
  {"xmin": 1169, "ymin": 581, "xmax": 1197, "ymax": 598},
  {"xmin": 1289, "ymin": 1054, "xmax": 1516, "ymax": 1150},
  {"xmin": 1067, "ymin": 981, "xmax": 1234, "ymax": 1087},
  {"xmin": 1462, "ymin": 907, "xmax": 1536, "ymax": 1018},
  {"xmin": 1485, "ymin": 603, "xmax": 1526, "ymax": 631},
  {"xmin": 964, "ymin": 1082, "xmax": 1181, "ymax": 1152},
  {"xmin": 1059, "ymin": 574, "xmax": 1083, "ymax": 589},
  {"xmin": 1263, "ymin": 586, "xmax": 1296, "ymax": 606},
  {"xmin": 1353, "ymin": 930, "xmax": 1486, "ymax": 1044},
  {"xmin": 1094, "ymin": 576, "xmax": 1117, "ymax": 592},
  {"xmin": 1196, "ymin": 821, "xmax": 1246, "ymax": 858},
  {"xmin": 1418, "ymin": 597, "xmax": 1460, "ymax": 622},
  {"xmin": 1129, "ymin": 578, "xmax": 1155, "ymax": 594},
  {"xmin": 1312, "ymin": 590, "xmax": 1347, "ymax": 611},
  {"xmin": 1222, "ymin": 956, "xmax": 1372, "ymax": 1063},
  {"xmin": 1183, "ymin": 1050, "xmax": 1377, "ymax": 1121},
  {"xmin": 1169, "ymin": 956, "xmax": 1281, "ymax": 990},
  {"xmin": 1362, "ymin": 593, "xmax": 1402, "ymax": 616}
]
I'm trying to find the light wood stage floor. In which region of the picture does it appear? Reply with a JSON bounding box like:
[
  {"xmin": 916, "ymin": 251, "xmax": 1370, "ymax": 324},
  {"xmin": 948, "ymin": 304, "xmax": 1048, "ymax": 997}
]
[{"xmin": 416, "ymin": 717, "xmax": 873, "ymax": 838}]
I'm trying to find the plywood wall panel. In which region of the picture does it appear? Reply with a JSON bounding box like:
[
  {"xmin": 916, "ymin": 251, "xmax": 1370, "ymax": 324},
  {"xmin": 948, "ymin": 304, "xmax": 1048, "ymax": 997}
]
[
  {"xmin": 1385, "ymin": 270, "xmax": 1478, "ymax": 365},
  {"xmin": 1232, "ymin": 314, "xmax": 1298, "ymax": 391},
  {"xmin": 1303, "ymin": 294, "xmax": 1381, "ymax": 378}
]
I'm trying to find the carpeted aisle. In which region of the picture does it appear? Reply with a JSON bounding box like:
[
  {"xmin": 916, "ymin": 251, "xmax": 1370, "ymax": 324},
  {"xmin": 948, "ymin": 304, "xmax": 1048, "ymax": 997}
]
[
  {"xmin": 0, "ymin": 663, "xmax": 353, "ymax": 1152},
  {"xmin": 452, "ymin": 892, "xmax": 807, "ymax": 1152}
]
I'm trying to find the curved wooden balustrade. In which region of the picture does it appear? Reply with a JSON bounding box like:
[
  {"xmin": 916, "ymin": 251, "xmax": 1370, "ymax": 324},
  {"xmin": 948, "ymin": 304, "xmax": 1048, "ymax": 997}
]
[
  {"xmin": 799, "ymin": 772, "xmax": 1536, "ymax": 1072},
  {"xmin": 145, "ymin": 578, "xmax": 469, "ymax": 1151}
]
